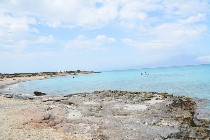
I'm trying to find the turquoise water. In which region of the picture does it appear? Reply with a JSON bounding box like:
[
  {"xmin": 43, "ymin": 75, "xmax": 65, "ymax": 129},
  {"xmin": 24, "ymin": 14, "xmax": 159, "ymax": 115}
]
[{"xmin": 6, "ymin": 64, "xmax": 210, "ymax": 100}]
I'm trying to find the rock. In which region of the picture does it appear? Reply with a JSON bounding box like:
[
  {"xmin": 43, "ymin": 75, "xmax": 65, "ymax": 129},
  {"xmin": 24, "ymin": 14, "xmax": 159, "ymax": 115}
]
[
  {"xmin": 188, "ymin": 127, "xmax": 209, "ymax": 139},
  {"xmin": 64, "ymin": 94, "xmax": 72, "ymax": 97},
  {"xmin": 34, "ymin": 91, "xmax": 46, "ymax": 96},
  {"xmin": 13, "ymin": 95, "xmax": 35, "ymax": 100},
  {"xmin": 42, "ymin": 97, "xmax": 67, "ymax": 102},
  {"xmin": 197, "ymin": 118, "xmax": 210, "ymax": 127},
  {"xmin": 60, "ymin": 100, "xmax": 74, "ymax": 105},
  {"xmin": 42, "ymin": 114, "xmax": 53, "ymax": 120},
  {"xmin": 4, "ymin": 94, "xmax": 13, "ymax": 98},
  {"xmin": 1, "ymin": 90, "xmax": 209, "ymax": 139}
]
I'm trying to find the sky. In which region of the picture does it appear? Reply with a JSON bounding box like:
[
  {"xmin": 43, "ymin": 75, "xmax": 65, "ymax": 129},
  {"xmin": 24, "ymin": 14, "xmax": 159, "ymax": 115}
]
[{"xmin": 0, "ymin": 0, "xmax": 210, "ymax": 73}]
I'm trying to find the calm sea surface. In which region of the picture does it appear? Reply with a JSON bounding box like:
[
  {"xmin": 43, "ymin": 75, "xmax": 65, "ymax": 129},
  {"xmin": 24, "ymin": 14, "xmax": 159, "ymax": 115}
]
[{"xmin": 5, "ymin": 64, "xmax": 210, "ymax": 100}]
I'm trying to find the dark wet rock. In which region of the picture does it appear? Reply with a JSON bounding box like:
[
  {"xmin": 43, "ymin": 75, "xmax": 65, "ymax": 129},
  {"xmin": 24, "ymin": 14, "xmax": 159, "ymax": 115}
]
[
  {"xmin": 34, "ymin": 91, "xmax": 46, "ymax": 96},
  {"xmin": 64, "ymin": 94, "xmax": 73, "ymax": 97}
]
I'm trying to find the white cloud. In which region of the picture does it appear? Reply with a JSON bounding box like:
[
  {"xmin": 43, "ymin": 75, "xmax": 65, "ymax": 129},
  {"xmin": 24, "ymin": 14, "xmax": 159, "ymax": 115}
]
[
  {"xmin": 0, "ymin": 13, "xmax": 36, "ymax": 38},
  {"xmin": 119, "ymin": 2, "xmax": 148, "ymax": 21},
  {"xmin": 119, "ymin": 0, "xmax": 209, "ymax": 53},
  {"xmin": 1, "ymin": 0, "xmax": 119, "ymax": 28},
  {"xmin": 0, "ymin": 13, "xmax": 56, "ymax": 56},
  {"xmin": 0, "ymin": 13, "xmax": 37, "ymax": 52},
  {"xmin": 122, "ymin": 23, "xmax": 207, "ymax": 51},
  {"xmin": 118, "ymin": 1, "xmax": 161, "ymax": 28},
  {"xmin": 65, "ymin": 34, "xmax": 115, "ymax": 51},
  {"xmin": 178, "ymin": 13, "xmax": 206, "ymax": 25},
  {"xmin": 1, "ymin": 0, "xmax": 209, "ymax": 29},
  {"xmin": 196, "ymin": 55, "xmax": 210, "ymax": 63},
  {"xmin": 163, "ymin": 0, "xmax": 210, "ymax": 18},
  {"xmin": 35, "ymin": 35, "xmax": 55, "ymax": 44}
]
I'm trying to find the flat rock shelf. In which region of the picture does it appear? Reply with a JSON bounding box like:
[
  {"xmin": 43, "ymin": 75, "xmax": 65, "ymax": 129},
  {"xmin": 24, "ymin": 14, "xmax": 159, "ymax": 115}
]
[{"xmin": 0, "ymin": 90, "xmax": 209, "ymax": 140}]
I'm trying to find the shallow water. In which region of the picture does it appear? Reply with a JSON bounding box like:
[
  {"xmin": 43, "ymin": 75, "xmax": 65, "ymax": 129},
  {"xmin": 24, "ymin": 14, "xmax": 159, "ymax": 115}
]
[{"xmin": 5, "ymin": 64, "xmax": 210, "ymax": 101}]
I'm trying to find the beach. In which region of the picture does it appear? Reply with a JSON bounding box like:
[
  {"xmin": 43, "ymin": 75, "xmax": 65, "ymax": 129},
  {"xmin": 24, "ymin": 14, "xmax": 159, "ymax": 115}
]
[
  {"xmin": 2, "ymin": 0, "xmax": 210, "ymax": 139},
  {"xmin": 0, "ymin": 75, "xmax": 209, "ymax": 140},
  {"xmin": 0, "ymin": 76, "xmax": 46, "ymax": 89}
]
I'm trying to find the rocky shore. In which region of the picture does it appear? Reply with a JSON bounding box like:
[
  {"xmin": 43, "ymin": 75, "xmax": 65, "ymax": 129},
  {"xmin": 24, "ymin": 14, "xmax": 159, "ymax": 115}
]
[{"xmin": 0, "ymin": 89, "xmax": 209, "ymax": 140}]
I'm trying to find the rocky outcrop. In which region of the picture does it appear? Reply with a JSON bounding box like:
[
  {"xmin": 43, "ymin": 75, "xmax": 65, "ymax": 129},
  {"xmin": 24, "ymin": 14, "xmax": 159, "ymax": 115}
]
[
  {"xmin": 0, "ymin": 90, "xmax": 209, "ymax": 139},
  {"xmin": 42, "ymin": 90, "xmax": 210, "ymax": 139}
]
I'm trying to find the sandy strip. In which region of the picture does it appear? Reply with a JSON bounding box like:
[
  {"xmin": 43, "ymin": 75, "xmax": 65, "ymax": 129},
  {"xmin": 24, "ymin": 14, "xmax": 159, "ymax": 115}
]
[{"xmin": 0, "ymin": 76, "xmax": 47, "ymax": 89}]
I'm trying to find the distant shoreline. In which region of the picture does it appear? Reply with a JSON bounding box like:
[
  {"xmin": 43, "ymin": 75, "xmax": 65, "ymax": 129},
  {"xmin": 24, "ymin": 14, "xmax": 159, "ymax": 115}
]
[
  {"xmin": 0, "ymin": 70, "xmax": 98, "ymax": 90},
  {"xmin": 0, "ymin": 70, "xmax": 98, "ymax": 78}
]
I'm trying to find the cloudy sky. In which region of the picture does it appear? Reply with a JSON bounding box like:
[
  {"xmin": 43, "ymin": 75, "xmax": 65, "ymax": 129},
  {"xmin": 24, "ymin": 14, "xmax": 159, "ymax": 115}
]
[{"xmin": 0, "ymin": 0, "xmax": 210, "ymax": 73}]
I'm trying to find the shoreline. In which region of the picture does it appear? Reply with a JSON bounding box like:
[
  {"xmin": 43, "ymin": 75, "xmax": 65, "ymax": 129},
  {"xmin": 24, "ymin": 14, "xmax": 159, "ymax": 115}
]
[
  {"xmin": 0, "ymin": 71, "xmax": 96, "ymax": 91},
  {"xmin": 0, "ymin": 75, "xmax": 209, "ymax": 139},
  {"xmin": 0, "ymin": 75, "xmax": 47, "ymax": 89}
]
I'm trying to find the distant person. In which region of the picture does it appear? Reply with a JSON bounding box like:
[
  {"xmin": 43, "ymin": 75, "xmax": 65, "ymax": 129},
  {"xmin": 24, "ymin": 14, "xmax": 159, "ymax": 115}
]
[
  {"xmin": 141, "ymin": 73, "xmax": 143, "ymax": 75},
  {"xmin": 146, "ymin": 72, "xmax": 150, "ymax": 75}
]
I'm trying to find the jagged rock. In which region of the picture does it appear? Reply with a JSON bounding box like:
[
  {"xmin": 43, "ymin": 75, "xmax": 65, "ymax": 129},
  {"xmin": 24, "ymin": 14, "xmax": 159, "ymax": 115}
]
[{"xmin": 34, "ymin": 91, "xmax": 46, "ymax": 96}]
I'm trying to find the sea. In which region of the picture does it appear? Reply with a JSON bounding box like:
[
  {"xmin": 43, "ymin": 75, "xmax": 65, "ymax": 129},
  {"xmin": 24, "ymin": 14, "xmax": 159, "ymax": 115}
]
[{"xmin": 5, "ymin": 64, "xmax": 210, "ymax": 98}]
